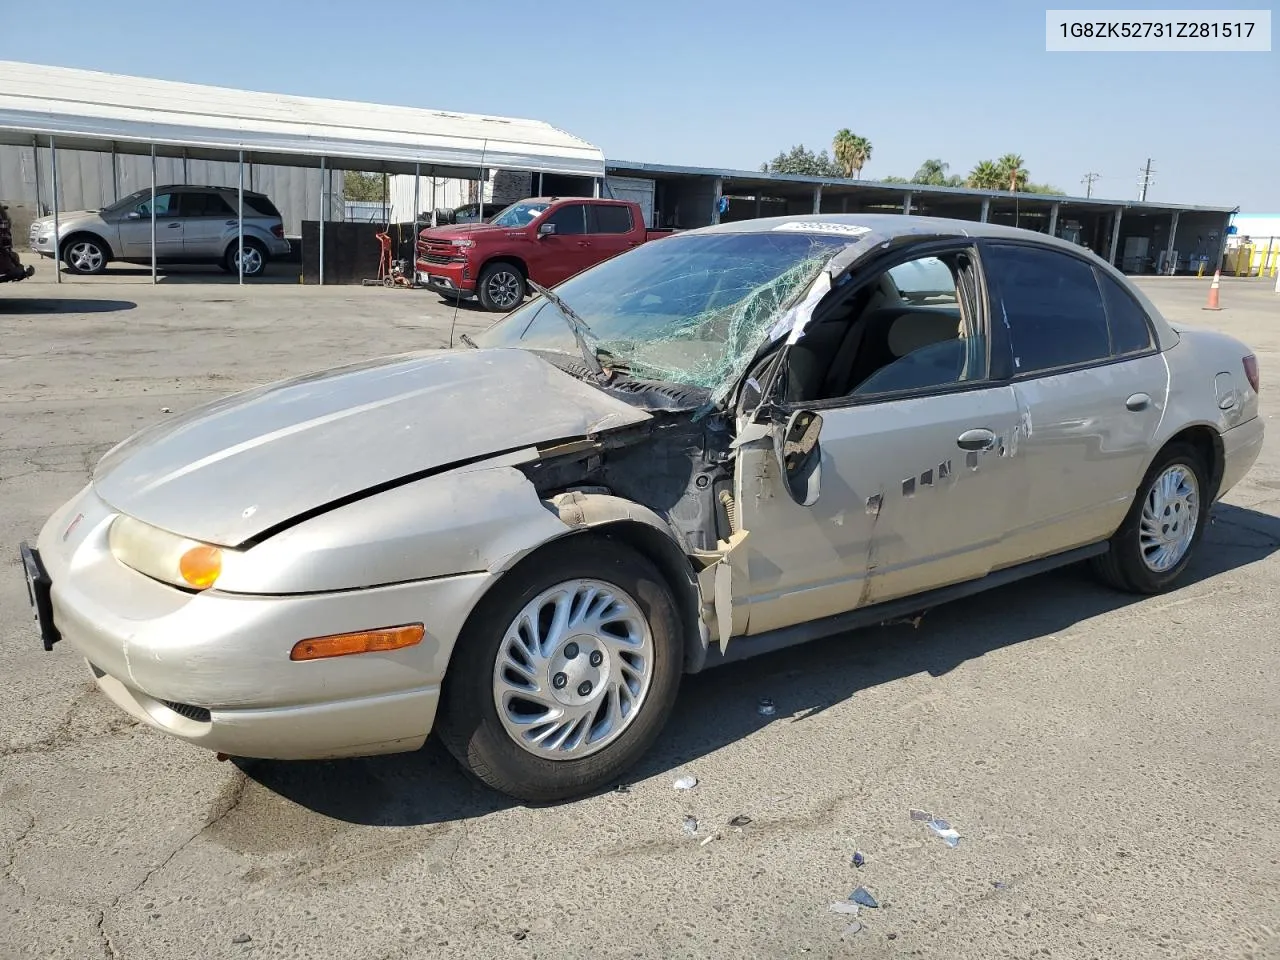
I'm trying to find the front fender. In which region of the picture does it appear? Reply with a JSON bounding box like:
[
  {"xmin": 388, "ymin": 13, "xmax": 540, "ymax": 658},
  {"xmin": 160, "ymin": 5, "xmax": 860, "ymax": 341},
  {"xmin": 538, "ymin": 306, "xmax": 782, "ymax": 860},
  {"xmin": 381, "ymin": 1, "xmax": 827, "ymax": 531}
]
[{"xmin": 214, "ymin": 461, "xmax": 571, "ymax": 594}]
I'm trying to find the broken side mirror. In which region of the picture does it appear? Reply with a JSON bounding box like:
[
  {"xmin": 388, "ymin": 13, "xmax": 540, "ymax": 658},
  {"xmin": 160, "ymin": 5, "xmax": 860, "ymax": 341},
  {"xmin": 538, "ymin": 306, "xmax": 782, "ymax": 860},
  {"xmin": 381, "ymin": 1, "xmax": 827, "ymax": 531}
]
[{"xmin": 774, "ymin": 409, "xmax": 823, "ymax": 506}]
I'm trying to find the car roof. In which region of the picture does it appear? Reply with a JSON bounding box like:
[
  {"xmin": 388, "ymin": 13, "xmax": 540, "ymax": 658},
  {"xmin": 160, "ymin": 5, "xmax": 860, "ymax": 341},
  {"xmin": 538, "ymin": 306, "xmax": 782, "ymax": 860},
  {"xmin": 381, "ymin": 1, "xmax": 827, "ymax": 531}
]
[{"xmin": 139, "ymin": 184, "xmax": 272, "ymax": 198}]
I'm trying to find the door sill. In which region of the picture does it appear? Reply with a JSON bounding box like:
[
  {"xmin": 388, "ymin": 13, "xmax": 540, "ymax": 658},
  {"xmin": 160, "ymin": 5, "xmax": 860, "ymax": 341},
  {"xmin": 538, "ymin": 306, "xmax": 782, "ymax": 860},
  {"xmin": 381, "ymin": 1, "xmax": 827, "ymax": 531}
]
[{"xmin": 696, "ymin": 541, "xmax": 1108, "ymax": 671}]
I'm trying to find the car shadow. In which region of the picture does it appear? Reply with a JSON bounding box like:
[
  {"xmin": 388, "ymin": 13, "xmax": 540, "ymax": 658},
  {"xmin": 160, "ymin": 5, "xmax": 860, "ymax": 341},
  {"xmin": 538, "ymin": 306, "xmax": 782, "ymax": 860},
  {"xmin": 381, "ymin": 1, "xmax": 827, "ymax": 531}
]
[
  {"xmin": 0, "ymin": 297, "xmax": 137, "ymax": 314},
  {"xmin": 241, "ymin": 501, "xmax": 1280, "ymax": 826},
  {"xmin": 58, "ymin": 265, "xmax": 298, "ymax": 285}
]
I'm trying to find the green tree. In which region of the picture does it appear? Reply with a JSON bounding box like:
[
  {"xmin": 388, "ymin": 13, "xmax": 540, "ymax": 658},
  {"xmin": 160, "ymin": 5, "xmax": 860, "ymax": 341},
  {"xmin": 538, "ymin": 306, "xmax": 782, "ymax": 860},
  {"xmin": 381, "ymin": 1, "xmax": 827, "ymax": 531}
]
[
  {"xmin": 911, "ymin": 158, "xmax": 951, "ymax": 186},
  {"xmin": 344, "ymin": 170, "xmax": 387, "ymax": 202},
  {"xmin": 995, "ymin": 153, "xmax": 1028, "ymax": 192},
  {"xmin": 761, "ymin": 144, "xmax": 843, "ymax": 177},
  {"xmin": 966, "ymin": 160, "xmax": 1004, "ymax": 190},
  {"xmin": 832, "ymin": 130, "xmax": 873, "ymax": 178}
]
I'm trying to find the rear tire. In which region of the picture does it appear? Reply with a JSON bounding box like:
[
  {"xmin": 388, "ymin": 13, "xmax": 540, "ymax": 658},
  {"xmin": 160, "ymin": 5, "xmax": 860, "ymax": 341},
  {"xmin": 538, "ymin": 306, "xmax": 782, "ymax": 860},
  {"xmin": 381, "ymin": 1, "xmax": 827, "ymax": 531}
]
[
  {"xmin": 476, "ymin": 262, "xmax": 525, "ymax": 312},
  {"xmin": 1090, "ymin": 441, "xmax": 1210, "ymax": 594},
  {"xmin": 224, "ymin": 239, "xmax": 268, "ymax": 278},
  {"xmin": 436, "ymin": 535, "xmax": 683, "ymax": 802}
]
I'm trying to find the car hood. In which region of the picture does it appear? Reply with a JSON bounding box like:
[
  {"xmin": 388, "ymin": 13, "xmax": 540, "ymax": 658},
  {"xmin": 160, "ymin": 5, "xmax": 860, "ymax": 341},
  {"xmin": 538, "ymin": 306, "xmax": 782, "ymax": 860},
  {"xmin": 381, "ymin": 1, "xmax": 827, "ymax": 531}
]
[
  {"xmin": 33, "ymin": 210, "xmax": 102, "ymax": 227},
  {"xmin": 92, "ymin": 347, "xmax": 652, "ymax": 546},
  {"xmin": 419, "ymin": 223, "xmax": 510, "ymax": 241}
]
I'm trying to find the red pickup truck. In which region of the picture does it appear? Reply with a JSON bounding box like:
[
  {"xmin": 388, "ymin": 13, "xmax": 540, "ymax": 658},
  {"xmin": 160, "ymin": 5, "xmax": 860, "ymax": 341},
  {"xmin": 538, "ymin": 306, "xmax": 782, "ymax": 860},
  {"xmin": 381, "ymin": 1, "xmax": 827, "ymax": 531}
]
[{"xmin": 416, "ymin": 197, "xmax": 672, "ymax": 311}]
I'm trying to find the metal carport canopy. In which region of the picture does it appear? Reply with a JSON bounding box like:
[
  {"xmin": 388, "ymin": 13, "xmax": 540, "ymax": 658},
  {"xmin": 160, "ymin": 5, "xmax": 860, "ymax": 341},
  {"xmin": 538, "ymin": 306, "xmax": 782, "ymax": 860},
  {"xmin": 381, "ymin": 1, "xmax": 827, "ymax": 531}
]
[{"xmin": 0, "ymin": 60, "xmax": 606, "ymax": 179}]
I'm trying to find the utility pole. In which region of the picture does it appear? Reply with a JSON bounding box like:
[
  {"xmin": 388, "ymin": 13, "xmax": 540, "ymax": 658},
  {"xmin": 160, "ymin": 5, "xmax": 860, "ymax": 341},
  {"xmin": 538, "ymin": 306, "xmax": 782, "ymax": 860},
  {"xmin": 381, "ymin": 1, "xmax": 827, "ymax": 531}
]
[
  {"xmin": 1138, "ymin": 158, "xmax": 1155, "ymax": 202},
  {"xmin": 1082, "ymin": 172, "xmax": 1100, "ymax": 198}
]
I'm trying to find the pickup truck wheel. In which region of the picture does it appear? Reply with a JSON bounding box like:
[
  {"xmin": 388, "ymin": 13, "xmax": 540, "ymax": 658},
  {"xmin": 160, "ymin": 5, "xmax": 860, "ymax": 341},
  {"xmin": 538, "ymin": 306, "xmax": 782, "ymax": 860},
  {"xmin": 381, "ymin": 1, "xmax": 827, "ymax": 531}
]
[
  {"xmin": 436, "ymin": 535, "xmax": 683, "ymax": 802},
  {"xmin": 477, "ymin": 262, "xmax": 525, "ymax": 312}
]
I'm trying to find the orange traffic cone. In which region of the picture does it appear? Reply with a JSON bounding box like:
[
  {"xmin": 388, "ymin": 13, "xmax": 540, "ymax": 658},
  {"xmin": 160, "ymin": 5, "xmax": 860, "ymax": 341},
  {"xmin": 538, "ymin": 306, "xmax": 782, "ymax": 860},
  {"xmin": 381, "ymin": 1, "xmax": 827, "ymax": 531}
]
[{"xmin": 1203, "ymin": 269, "xmax": 1223, "ymax": 311}]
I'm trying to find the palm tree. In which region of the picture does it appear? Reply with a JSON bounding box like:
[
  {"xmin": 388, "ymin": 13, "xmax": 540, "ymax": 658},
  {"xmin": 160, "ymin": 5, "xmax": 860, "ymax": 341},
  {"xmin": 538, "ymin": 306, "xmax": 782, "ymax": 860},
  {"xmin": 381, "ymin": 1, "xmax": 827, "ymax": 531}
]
[
  {"xmin": 912, "ymin": 158, "xmax": 950, "ymax": 185},
  {"xmin": 833, "ymin": 130, "xmax": 873, "ymax": 179},
  {"xmin": 967, "ymin": 161, "xmax": 1004, "ymax": 190},
  {"xmin": 996, "ymin": 153, "xmax": 1028, "ymax": 192}
]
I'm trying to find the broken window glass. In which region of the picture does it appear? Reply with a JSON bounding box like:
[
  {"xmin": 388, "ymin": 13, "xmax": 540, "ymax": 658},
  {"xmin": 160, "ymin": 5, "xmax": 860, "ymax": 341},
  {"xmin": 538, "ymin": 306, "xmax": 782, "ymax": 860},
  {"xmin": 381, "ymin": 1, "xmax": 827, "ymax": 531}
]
[{"xmin": 472, "ymin": 231, "xmax": 852, "ymax": 402}]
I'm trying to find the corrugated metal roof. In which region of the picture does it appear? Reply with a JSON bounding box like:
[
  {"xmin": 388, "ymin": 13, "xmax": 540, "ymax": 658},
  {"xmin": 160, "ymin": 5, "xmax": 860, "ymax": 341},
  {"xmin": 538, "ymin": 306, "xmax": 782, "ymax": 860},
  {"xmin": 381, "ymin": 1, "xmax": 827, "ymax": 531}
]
[{"xmin": 0, "ymin": 61, "xmax": 605, "ymax": 179}]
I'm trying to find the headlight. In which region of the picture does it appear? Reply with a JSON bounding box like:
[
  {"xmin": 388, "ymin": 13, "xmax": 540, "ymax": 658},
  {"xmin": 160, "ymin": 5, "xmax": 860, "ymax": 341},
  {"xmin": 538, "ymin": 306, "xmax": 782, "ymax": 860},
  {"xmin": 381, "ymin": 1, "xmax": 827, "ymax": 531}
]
[{"xmin": 108, "ymin": 515, "xmax": 233, "ymax": 590}]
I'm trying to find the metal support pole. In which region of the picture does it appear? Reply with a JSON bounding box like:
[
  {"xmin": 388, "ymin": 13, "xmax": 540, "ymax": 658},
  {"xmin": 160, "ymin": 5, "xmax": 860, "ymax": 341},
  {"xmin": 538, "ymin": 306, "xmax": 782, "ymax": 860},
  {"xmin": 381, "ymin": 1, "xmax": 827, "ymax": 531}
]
[
  {"xmin": 318, "ymin": 156, "xmax": 326, "ymax": 286},
  {"xmin": 31, "ymin": 137, "xmax": 43, "ymax": 218},
  {"xmin": 50, "ymin": 136, "xmax": 60, "ymax": 284},
  {"xmin": 149, "ymin": 143, "xmax": 157, "ymax": 284},
  {"xmin": 1109, "ymin": 209, "xmax": 1123, "ymax": 266},
  {"xmin": 237, "ymin": 149, "xmax": 244, "ymax": 285},
  {"xmin": 980, "ymin": 197, "xmax": 990, "ymax": 222},
  {"xmin": 710, "ymin": 178, "xmax": 723, "ymax": 225},
  {"xmin": 413, "ymin": 162, "xmax": 421, "ymax": 285},
  {"xmin": 110, "ymin": 145, "xmax": 119, "ymax": 203},
  {"xmin": 182, "ymin": 150, "xmax": 189, "ymax": 185},
  {"xmin": 1165, "ymin": 211, "xmax": 1180, "ymax": 274},
  {"xmin": 537, "ymin": 172, "xmax": 544, "ymax": 196},
  {"xmin": 478, "ymin": 172, "xmax": 485, "ymax": 221},
  {"xmin": 431, "ymin": 174, "xmax": 438, "ymax": 226},
  {"xmin": 841, "ymin": 195, "xmax": 849, "ymax": 213},
  {"xmin": 592, "ymin": 177, "xmax": 601, "ymax": 199},
  {"xmin": 1048, "ymin": 203, "xmax": 1059, "ymax": 237},
  {"xmin": 812, "ymin": 185, "xmax": 823, "ymax": 214},
  {"xmin": 902, "ymin": 191, "xmax": 912, "ymax": 216},
  {"xmin": 754, "ymin": 195, "xmax": 762, "ymax": 218}
]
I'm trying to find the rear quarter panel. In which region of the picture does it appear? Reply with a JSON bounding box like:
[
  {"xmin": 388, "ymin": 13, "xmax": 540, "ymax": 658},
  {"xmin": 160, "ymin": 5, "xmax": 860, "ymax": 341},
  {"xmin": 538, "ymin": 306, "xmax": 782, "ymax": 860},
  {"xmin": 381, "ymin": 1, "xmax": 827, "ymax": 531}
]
[{"xmin": 1159, "ymin": 326, "xmax": 1259, "ymax": 441}]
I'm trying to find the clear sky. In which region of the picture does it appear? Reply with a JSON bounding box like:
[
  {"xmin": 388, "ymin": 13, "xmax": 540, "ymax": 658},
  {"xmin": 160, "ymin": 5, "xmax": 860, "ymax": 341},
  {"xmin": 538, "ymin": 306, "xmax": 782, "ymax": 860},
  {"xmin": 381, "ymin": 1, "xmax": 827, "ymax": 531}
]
[{"xmin": 4, "ymin": 0, "xmax": 1276, "ymax": 210}]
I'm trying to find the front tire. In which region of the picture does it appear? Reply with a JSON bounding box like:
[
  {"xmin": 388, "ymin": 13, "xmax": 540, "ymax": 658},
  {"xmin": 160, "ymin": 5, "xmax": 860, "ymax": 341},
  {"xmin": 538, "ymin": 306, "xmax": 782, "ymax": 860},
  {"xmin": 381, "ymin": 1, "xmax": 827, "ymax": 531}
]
[
  {"xmin": 62, "ymin": 237, "xmax": 108, "ymax": 275},
  {"xmin": 1091, "ymin": 441, "xmax": 1210, "ymax": 594},
  {"xmin": 437, "ymin": 535, "xmax": 683, "ymax": 802},
  {"xmin": 476, "ymin": 262, "xmax": 525, "ymax": 312}
]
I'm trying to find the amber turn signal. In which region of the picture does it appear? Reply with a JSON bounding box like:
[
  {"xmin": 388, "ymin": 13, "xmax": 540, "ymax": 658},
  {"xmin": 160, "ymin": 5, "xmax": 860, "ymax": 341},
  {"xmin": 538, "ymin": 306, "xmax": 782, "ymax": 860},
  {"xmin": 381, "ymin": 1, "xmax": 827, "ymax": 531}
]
[
  {"xmin": 289, "ymin": 624, "xmax": 425, "ymax": 661},
  {"xmin": 179, "ymin": 545, "xmax": 223, "ymax": 589}
]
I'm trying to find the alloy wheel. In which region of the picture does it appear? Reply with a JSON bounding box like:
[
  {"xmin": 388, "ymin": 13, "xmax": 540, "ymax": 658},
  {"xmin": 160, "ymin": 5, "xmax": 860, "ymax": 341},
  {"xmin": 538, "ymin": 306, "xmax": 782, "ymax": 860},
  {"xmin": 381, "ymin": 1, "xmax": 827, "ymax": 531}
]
[{"xmin": 1139, "ymin": 463, "xmax": 1200, "ymax": 572}]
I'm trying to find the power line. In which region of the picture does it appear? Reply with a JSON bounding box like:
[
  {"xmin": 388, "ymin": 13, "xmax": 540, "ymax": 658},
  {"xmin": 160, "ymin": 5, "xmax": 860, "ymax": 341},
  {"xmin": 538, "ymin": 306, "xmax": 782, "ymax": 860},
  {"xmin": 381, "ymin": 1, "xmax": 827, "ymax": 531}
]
[
  {"xmin": 1137, "ymin": 158, "xmax": 1156, "ymax": 202},
  {"xmin": 1081, "ymin": 172, "xmax": 1101, "ymax": 198}
]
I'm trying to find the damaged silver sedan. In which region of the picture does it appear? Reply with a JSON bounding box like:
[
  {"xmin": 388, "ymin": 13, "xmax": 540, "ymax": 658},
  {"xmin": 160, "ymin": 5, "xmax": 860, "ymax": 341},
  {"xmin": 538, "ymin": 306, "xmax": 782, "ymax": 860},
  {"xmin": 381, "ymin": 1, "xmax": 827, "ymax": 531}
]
[{"xmin": 20, "ymin": 214, "xmax": 1264, "ymax": 802}]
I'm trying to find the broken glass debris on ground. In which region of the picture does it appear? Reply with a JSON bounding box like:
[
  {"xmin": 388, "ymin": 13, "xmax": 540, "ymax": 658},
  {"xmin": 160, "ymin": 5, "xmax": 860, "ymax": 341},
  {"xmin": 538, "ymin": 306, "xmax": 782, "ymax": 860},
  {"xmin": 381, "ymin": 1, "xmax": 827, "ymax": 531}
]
[
  {"xmin": 673, "ymin": 775, "xmax": 697, "ymax": 790},
  {"xmin": 829, "ymin": 902, "xmax": 861, "ymax": 916},
  {"xmin": 757, "ymin": 698, "xmax": 777, "ymax": 717},
  {"xmin": 728, "ymin": 815, "xmax": 752, "ymax": 827},
  {"xmin": 850, "ymin": 887, "xmax": 879, "ymax": 909},
  {"xmin": 852, "ymin": 851, "xmax": 865, "ymax": 868},
  {"xmin": 682, "ymin": 816, "xmax": 698, "ymax": 836},
  {"xmin": 910, "ymin": 808, "xmax": 961, "ymax": 846}
]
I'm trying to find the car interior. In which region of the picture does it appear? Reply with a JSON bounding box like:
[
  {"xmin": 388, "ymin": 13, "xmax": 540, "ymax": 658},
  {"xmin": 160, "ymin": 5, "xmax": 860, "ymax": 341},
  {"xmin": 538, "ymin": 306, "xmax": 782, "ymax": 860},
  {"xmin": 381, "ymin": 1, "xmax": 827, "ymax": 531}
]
[{"xmin": 764, "ymin": 249, "xmax": 987, "ymax": 406}]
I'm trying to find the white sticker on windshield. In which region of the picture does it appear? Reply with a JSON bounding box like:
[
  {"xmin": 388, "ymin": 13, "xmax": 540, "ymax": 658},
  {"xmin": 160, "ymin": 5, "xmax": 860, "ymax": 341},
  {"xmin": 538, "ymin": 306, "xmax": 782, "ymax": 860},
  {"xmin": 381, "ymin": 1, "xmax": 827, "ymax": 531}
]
[{"xmin": 773, "ymin": 221, "xmax": 871, "ymax": 237}]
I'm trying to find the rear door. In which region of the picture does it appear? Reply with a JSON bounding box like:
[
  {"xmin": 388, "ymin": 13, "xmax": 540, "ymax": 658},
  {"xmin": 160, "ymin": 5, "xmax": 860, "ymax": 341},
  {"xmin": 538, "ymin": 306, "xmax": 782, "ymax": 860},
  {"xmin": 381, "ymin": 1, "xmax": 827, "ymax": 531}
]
[
  {"xmin": 978, "ymin": 240, "xmax": 1169, "ymax": 564},
  {"xmin": 585, "ymin": 203, "xmax": 639, "ymax": 264},
  {"xmin": 177, "ymin": 190, "xmax": 237, "ymax": 258}
]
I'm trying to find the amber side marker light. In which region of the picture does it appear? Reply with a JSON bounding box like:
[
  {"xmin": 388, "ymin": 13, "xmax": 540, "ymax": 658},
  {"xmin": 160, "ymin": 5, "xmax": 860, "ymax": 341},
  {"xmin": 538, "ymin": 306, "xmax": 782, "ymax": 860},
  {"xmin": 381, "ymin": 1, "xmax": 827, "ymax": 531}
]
[{"xmin": 289, "ymin": 624, "xmax": 425, "ymax": 662}]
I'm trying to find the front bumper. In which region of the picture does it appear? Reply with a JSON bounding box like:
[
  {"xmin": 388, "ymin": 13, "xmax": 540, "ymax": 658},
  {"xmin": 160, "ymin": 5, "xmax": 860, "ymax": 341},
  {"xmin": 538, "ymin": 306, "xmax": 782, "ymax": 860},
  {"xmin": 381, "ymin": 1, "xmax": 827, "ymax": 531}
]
[
  {"xmin": 28, "ymin": 483, "xmax": 490, "ymax": 760},
  {"xmin": 415, "ymin": 258, "xmax": 475, "ymax": 296}
]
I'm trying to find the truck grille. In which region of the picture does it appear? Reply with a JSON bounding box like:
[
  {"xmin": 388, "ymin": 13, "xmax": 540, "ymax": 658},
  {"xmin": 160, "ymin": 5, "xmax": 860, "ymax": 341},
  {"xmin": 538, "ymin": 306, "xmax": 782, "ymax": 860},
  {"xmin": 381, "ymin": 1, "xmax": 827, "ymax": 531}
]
[{"xmin": 420, "ymin": 253, "xmax": 455, "ymax": 265}]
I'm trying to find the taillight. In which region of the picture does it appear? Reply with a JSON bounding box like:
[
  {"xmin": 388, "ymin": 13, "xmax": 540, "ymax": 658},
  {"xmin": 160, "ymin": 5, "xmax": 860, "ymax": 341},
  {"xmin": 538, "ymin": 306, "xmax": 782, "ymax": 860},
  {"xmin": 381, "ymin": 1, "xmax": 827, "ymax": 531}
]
[
  {"xmin": 1243, "ymin": 355, "xmax": 1260, "ymax": 393},
  {"xmin": 271, "ymin": 224, "xmax": 284, "ymax": 238}
]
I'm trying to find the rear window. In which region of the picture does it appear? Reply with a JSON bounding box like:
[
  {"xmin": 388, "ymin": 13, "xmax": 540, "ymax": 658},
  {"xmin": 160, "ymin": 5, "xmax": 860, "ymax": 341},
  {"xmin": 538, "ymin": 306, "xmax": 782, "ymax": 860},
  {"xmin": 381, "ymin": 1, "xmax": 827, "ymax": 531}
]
[
  {"xmin": 244, "ymin": 195, "xmax": 282, "ymax": 218},
  {"xmin": 592, "ymin": 204, "xmax": 633, "ymax": 234}
]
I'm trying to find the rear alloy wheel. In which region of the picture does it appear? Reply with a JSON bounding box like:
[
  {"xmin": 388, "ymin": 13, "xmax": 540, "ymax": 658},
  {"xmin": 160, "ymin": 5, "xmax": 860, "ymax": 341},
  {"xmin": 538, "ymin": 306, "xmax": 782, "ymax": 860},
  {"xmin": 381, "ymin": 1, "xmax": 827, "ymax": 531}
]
[
  {"xmin": 62, "ymin": 238, "xmax": 107, "ymax": 275},
  {"xmin": 1091, "ymin": 442, "xmax": 1210, "ymax": 594},
  {"xmin": 225, "ymin": 240, "xmax": 267, "ymax": 278},
  {"xmin": 437, "ymin": 536, "xmax": 683, "ymax": 802},
  {"xmin": 476, "ymin": 262, "xmax": 525, "ymax": 311}
]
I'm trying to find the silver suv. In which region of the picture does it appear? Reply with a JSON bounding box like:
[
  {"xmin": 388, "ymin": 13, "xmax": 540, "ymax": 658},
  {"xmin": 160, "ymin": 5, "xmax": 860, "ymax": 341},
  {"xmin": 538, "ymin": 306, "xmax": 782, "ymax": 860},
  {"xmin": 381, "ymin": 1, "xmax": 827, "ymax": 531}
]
[{"xmin": 28, "ymin": 185, "xmax": 291, "ymax": 277}]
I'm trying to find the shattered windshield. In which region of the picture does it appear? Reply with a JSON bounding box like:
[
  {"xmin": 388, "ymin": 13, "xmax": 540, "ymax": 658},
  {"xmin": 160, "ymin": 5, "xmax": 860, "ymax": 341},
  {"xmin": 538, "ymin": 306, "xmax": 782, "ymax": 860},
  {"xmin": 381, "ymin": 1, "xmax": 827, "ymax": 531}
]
[
  {"xmin": 471, "ymin": 230, "xmax": 851, "ymax": 401},
  {"xmin": 490, "ymin": 201, "xmax": 552, "ymax": 227}
]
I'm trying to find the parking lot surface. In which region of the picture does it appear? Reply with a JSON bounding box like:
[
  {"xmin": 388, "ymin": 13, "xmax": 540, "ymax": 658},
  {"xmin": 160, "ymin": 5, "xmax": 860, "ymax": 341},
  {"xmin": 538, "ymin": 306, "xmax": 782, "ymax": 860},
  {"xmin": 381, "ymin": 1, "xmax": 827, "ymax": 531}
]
[{"xmin": 3, "ymin": 270, "xmax": 1278, "ymax": 960}]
